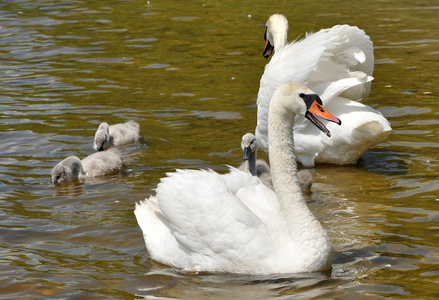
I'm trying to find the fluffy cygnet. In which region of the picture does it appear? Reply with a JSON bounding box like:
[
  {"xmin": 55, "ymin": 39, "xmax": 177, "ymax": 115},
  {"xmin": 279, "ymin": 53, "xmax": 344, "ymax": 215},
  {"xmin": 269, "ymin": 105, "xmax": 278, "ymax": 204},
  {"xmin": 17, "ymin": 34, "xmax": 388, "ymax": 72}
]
[
  {"xmin": 93, "ymin": 121, "xmax": 141, "ymax": 151},
  {"xmin": 51, "ymin": 148, "xmax": 126, "ymax": 184}
]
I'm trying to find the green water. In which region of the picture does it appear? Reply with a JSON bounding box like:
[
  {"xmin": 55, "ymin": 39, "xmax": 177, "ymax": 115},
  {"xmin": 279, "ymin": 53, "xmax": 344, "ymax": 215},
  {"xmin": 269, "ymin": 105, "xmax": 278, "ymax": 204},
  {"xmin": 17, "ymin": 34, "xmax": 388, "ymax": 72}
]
[{"xmin": 0, "ymin": 0, "xmax": 438, "ymax": 298}]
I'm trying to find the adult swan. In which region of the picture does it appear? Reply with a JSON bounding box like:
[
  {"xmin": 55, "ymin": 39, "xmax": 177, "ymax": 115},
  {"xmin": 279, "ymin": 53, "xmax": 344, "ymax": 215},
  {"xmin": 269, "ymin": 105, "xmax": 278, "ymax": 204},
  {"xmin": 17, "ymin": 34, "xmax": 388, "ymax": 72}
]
[
  {"xmin": 134, "ymin": 82, "xmax": 341, "ymax": 274},
  {"xmin": 256, "ymin": 14, "xmax": 391, "ymax": 166}
]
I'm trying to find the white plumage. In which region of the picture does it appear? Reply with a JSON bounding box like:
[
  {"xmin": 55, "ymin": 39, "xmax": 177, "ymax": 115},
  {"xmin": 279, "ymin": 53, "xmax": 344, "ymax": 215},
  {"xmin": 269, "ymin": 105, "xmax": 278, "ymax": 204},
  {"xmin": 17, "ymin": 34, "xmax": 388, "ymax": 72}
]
[
  {"xmin": 93, "ymin": 121, "xmax": 141, "ymax": 151},
  {"xmin": 256, "ymin": 14, "xmax": 391, "ymax": 166},
  {"xmin": 135, "ymin": 82, "xmax": 339, "ymax": 274},
  {"xmin": 51, "ymin": 148, "xmax": 125, "ymax": 184}
]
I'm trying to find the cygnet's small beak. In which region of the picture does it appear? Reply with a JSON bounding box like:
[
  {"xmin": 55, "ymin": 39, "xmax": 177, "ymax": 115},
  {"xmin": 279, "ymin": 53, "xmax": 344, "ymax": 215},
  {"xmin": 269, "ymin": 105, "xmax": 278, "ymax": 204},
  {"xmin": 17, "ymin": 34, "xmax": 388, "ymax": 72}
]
[{"xmin": 243, "ymin": 146, "xmax": 252, "ymax": 160}]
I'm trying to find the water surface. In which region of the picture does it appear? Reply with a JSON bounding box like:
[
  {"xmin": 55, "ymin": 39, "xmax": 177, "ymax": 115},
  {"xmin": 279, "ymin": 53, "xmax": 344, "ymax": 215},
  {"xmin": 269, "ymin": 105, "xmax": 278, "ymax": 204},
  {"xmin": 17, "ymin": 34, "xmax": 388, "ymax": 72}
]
[{"xmin": 1, "ymin": 0, "xmax": 438, "ymax": 299}]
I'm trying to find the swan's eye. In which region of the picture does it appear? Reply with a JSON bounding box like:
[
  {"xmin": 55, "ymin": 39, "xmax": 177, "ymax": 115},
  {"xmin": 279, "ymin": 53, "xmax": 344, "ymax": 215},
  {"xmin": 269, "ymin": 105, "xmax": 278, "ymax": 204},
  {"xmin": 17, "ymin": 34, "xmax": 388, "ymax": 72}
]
[{"xmin": 301, "ymin": 93, "xmax": 324, "ymax": 110}]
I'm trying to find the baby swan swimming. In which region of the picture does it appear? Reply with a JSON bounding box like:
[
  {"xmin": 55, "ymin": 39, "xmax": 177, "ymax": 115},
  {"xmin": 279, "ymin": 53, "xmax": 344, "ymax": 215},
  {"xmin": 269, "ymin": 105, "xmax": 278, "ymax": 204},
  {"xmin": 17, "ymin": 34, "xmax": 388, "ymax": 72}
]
[
  {"xmin": 51, "ymin": 148, "xmax": 125, "ymax": 184},
  {"xmin": 239, "ymin": 133, "xmax": 273, "ymax": 189},
  {"xmin": 93, "ymin": 121, "xmax": 141, "ymax": 151},
  {"xmin": 239, "ymin": 132, "xmax": 312, "ymax": 191}
]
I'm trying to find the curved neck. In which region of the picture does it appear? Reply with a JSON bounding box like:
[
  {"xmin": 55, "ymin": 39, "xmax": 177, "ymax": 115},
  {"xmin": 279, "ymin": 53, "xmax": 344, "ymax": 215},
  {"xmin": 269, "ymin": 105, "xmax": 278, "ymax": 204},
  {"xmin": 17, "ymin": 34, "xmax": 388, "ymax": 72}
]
[
  {"xmin": 273, "ymin": 31, "xmax": 288, "ymax": 51},
  {"xmin": 268, "ymin": 102, "xmax": 322, "ymax": 239},
  {"xmin": 268, "ymin": 106, "xmax": 302, "ymax": 204}
]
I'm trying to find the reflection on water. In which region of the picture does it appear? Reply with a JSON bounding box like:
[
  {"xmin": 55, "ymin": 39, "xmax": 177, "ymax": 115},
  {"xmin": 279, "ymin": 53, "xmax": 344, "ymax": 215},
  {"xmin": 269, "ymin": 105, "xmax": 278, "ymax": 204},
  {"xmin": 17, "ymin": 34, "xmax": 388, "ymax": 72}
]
[{"xmin": 0, "ymin": 0, "xmax": 438, "ymax": 299}]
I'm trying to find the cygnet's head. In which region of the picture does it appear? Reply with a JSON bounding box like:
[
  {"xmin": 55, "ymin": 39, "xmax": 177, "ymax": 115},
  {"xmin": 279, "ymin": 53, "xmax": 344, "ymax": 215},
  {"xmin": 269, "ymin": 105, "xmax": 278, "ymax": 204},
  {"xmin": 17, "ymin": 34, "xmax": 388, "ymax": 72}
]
[
  {"xmin": 51, "ymin": 156, "xmax": 85, "ymax": 184},
  {"xmin": 93, "ymin": 122, "xmax": 110, "ymax": 151},
  {"xmin": 241, "ymin": 133, "xmax": 258, "ymax": 160}
]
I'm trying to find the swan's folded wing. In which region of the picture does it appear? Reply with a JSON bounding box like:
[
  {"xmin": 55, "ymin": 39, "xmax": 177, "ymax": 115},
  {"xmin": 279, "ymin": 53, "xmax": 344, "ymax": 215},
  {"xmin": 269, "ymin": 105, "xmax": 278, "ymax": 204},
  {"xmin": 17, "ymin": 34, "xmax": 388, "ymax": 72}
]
[
  {"xmin": 155, "ymin": 169, "xmax": 274, "ymax": 266},
  {"xmin": 235, "ymin": 182, "xmax": 284, "ymax": 234},
  {"xmin": 221, "ymin": 166, "xmax": 260, "ymax": 194},
  {"xmin": 222, "ymin": 167, "xmax": 281, "ymax": 229}
]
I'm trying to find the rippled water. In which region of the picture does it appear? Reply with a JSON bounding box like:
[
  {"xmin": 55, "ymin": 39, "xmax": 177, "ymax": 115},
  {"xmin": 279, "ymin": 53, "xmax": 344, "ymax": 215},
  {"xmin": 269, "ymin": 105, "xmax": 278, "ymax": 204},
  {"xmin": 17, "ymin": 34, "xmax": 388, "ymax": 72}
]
[{"xmin": 1, "ymin": 0, "xmax": 438, "ymax": 299}]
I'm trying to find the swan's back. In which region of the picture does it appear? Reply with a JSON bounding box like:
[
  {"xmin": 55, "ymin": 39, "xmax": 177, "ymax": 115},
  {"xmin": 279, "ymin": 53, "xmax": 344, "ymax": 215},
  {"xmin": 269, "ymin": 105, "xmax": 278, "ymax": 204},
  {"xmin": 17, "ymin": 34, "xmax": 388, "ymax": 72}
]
[
  {"xmin": 109, "ymin": 121, "xmax": 141, "ymax": 146},
  {"xmin": 81, "ymin": 148, "xmax": 125, "ymax": 177},
  {"xmin": 135, "ymin": 168, "xmax": 321, "ymax": 274},
  {"xmin": 135, "ymin": 168, "xmax": 282, "ymax": 273},
  {"xmin": 134, "ymin": 167, "xmax": 320, "ymax": 273}
]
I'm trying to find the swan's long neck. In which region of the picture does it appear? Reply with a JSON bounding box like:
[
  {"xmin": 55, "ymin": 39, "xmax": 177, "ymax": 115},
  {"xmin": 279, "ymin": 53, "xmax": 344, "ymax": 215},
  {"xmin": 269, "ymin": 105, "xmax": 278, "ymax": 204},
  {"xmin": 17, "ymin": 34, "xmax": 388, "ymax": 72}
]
[
  {"xmin": 273, "ymin": 32, "xmax": 287, "ymax": 52},
  {"xmin": 268, "ymin": 105, "xmax": 303, "ymax": 206},
  {"xmin": 270, "ymin": 16, "xmax": 288, "ymax": 51},
  {"xmin": 268, "ymin": 100, "xmax": 327, "ymax": 241}
]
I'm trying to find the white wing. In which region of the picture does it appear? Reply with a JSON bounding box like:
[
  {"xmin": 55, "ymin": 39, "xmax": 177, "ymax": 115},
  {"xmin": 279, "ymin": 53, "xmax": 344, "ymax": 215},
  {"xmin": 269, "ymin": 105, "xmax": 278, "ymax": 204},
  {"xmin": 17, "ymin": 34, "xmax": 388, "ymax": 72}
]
[
  {"xmin": 135, "ymin": 168, "xmax": 282, "ymax": 273},
  {"xmin": 256, "ymin": 24, "xmax": 390, "ymax": 166}
]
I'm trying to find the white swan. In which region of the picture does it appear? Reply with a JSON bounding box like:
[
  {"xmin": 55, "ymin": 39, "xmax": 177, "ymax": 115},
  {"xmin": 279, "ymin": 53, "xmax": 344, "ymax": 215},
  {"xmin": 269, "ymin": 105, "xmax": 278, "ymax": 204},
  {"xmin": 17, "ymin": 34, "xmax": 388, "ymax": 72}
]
[
  {"xmin": 93, "ymin": 121, "xmax": 141, "ymax": 151},
  {"xmin": 256, "ymin": 14, "xmax": 391, "ymax": 166},
  {"xmin": 134, "ymin": 82, "xmax": 341, "ymax": 274},
  {"xmin": 239, "ymin": 132, "xmax": 312, "ymax": 191},
  {"xmin": 51, "ymin": 148, "xmax": 126, "ymax": 184}
]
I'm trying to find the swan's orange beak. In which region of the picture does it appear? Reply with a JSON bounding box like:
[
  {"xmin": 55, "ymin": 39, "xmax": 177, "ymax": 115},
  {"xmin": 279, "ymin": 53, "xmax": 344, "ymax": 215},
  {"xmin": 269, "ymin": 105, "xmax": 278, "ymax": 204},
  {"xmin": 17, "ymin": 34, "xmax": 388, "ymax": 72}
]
[
  {"xmin": 303, "ymin": 95, "xmax": 342, "ymax": 137},
  {"xmin": 263, "ymin": 28, "xmax": 274, "ymax": 58}
]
